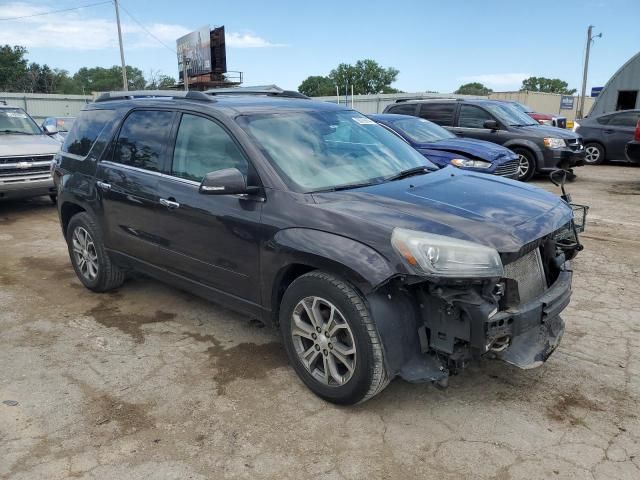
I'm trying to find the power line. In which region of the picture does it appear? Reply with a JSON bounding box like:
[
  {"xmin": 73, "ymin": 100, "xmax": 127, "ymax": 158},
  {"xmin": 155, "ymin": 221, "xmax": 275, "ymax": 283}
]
[
  {"xmin": 0, "ymin": 1, "xmax": 112, "ymax": 21},
  {"xmin": 117, "ymin": 1, "xmax": 177, "ymax": 54}
]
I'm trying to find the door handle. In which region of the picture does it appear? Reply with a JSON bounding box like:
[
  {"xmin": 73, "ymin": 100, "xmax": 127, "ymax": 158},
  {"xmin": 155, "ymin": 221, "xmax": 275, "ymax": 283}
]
[
  {"xmin": 603, "ymin": 129, "xmax": 615, "ymax": 134},
  {"xmin": 160, "ymin": 198, "xmax": 180, "ymax": 209},
  {"xmin": 96, "ymin": 181, "xmax": 111, "ymax": 191}
]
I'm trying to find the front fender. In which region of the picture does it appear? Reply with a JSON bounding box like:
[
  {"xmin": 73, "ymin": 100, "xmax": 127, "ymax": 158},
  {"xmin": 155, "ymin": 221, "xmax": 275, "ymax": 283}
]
[{"xmin": 503, "ymin": 139, "xmax": 544, "ymax": 166}]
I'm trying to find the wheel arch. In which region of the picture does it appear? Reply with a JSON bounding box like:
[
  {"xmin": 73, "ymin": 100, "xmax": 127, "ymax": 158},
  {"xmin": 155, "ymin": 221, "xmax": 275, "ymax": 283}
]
[
  {"xmin": 504, "ymin": 141, "xmax": 543, "ymax": 168},
  {"xmin": 60, "ymin": 201, "xmax": 86, "ymax": 236}
]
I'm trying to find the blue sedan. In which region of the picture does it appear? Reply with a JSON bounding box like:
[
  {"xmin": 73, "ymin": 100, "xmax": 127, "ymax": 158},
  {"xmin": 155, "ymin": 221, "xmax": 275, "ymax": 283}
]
[{"xmin": 370, "ymin": 114, "xmax": 520, "ymax": 179}]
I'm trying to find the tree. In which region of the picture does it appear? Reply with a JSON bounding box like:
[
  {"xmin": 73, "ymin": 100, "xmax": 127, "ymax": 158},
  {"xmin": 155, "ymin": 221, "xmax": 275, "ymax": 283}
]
[
  {"xmin": 0, "ymin": 45, "xmax": 28, "ymax": 91},
  {"xmin": 145, "ymin": 70, "xmax": 176, "ymax": 90},
  {"xmin": 520, "ymin": 77, "xmax": 576, "ymax": 95},
  {"xmin": 455, "ymin": 82, "xmax": 492, "ymax": 96},
  {"xmin": 73, "ymin": 65, "xmax": 145, "ymax": 93},
  {"xmin": 298, "ymin": 75, "xmax": 335, "ymax": 97},
  {"xmin": 328, "ymin": 59, "xmax": 400, "ymax": 95}
]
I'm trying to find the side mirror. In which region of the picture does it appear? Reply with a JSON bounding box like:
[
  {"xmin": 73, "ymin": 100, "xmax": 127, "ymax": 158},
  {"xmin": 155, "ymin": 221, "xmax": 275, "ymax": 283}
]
[
  {"xmin": 199, "ymin": 168, "xmax": 249, "ymax": 195},
  {"xmin": 43, "ymin": 124, "xmax": 58, "ymax": 135},
  {"xmin": 483, "ymin": 120, "xmax": 499, "ymax": 130}
]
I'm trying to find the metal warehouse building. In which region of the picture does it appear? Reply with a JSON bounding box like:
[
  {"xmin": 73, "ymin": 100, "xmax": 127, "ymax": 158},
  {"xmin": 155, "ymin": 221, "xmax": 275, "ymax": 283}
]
[{"xmin": 590, "ymin": 51, "xmax": 640, "ymax": 116}]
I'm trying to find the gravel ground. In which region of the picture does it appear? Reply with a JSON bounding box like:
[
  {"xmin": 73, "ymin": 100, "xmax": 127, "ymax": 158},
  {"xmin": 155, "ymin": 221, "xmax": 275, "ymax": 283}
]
[{"xmin": 1, "ymin": 164, "xmax": 639, "ymax": 480}]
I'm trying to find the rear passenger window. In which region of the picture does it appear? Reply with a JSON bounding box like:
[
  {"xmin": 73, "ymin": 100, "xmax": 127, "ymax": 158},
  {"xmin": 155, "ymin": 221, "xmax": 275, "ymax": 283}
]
[
  {"xmin": 387, "ymin": 103, "xmax": 417, "ymax": 116},
  {"xmin": 458, "ymin": 105, "xmax": 494, "ymax": 128},
  {"xmin": 608, "ymin": 112, "xmax": 640, "ymax": 127},
  {"xmin": 63, "ymin": 110, "xmax": 115, "ymax": 157},
  {"xmin": 419, "ymin": 103, "xmax": 455, "ymax": 126},
  {"xmin": 113, "ymin": 110, "xmax": 174, "ymax": 172},
  {"xmin": 171, "ymin": 114, "xmax": 248, "ymax": 182}
]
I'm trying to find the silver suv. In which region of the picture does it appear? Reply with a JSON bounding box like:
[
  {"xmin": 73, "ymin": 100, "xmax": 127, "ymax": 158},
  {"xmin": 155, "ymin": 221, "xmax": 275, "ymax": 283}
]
[{"xmin": 0, "ymin": 104, "xmax": 60, "ymax": 201}]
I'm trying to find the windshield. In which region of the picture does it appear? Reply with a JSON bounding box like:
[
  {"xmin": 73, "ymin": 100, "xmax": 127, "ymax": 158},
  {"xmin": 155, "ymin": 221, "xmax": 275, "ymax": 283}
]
[
  {"xmin": 388, "ymin": 117, "xmax": 455, "ymax": 143},
  {"xmin": 237, "ymin": 110, "xmax": 437, "ymax": 192},
  {"xmin": 55, "ymin": 117, "xmax": 75, "ymax": 132},
  {"xmin": 484, "ymin": 103, "xmax": 538, "ymax": 126},
  {"xmin": 509, "ymin": 102, "xmax": 533, "ymax": 113},
  {"xmin": 0, "ymin": 108, "xmax": 42, "ymax": 135}
]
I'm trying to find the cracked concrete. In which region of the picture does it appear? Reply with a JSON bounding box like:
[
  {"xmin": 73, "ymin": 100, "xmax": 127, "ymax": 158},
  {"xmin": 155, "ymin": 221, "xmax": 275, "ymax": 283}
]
[{"xmin": 1, "ymin": 164, "xmax": 639, "ymax": 479}]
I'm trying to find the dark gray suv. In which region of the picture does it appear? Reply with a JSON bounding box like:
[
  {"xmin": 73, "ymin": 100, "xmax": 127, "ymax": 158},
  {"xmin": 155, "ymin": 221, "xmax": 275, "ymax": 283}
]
[{"xmin": 384, "ymin": 99, "xmax": 585, "ymax": 181}]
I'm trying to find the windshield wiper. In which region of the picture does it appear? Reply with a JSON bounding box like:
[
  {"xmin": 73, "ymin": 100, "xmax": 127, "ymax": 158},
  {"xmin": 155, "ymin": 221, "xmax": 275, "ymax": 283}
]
[
  {"xmin": 311, "ymin": 181, "xmax": 380, "ymax": 193},
  {"xmin": 384, "ymin": 166, "xmax": 431, "ymax": 182},
  {"xmin": 0, "ymin": 130, "xmax": 33, "ymax": 135}
]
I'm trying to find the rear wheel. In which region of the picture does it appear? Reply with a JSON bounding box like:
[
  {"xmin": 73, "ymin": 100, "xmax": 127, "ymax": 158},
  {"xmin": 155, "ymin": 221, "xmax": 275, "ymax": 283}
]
[
  {"xmin": 513, "ymin": 148, "xmax": 536, "ymax": 181},
  {"xmin": 280, "ymin": 271, "xmax": 389, "ymax": 405},
  {"xmin": 584, "ymin": 143, "xmax": 605, "ymax": 165},
  {"xmin": 66, "ymin": 212, "xmax": 125, "ymax": 292}
]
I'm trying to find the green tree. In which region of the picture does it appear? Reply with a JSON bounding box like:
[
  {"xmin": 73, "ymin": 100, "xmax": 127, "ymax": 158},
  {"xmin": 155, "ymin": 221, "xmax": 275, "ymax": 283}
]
[
  {"xmin": 145, "ymin": 71, "xmax": 177, "ymax": 90},
  {"xmin": 298, "ymin": 75, "xmax": 335, "ymax": 97},
  {"xmin": 328, "ymin": 59, "xmax": 400, "ymax": 95},
  {"xmin": 455, "ymin": 82, "xmax": 493, "ymax": 96},
  {"xmin": 0, "ymin": 45, "xmax": 28, "ymax": 91},
  {"xmin": 73, "ymin": 65, "xmax": 145, "ymax": 93},
  {"xmin": 520, "ymin": 77, "xmax": 576, "ymax": 95}
]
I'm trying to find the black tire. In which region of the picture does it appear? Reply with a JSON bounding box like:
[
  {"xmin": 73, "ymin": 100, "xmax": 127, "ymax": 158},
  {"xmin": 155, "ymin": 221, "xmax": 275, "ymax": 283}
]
[
  {"xmin": 513, "ymin": 147, "xmax": 536, "ymax": 181},
  {"xmin": 279, "ymin": 271, "xmax": 389, "ymax": 405},
  {"xmin": 49, "ymin": 194, "xmax": 57, "ymax": 204},
  {"xmin": 66, "ymin": 212, "xmax": 125, "ymax": 292},
  {"xmin": 584, "ymin": 142, "xmax": 605, "ymax": 165}
]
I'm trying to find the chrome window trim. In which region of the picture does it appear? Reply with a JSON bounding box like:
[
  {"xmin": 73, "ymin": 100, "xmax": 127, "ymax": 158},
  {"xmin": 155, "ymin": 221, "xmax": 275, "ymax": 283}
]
[{"xmin": 99, "ymin": 160, "xmax": 201, "ymax": 186}]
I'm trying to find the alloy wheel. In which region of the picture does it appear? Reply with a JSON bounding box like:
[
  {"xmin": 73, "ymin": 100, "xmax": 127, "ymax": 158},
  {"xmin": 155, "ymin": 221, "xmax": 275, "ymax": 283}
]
[
  {"xmin": 517, "ymin": 154, "xmax": 530, "ymax": 179},
  {"xmin": 585, "ymin": 145, "xmax": 601, "ymax": 163},
  {"xmin": 290, "ymin": 296, "xmax": 356, "ymax": 387},
  {"xmin": 72, "ymin": 226, "xmax": 99, "ymax": 281}
]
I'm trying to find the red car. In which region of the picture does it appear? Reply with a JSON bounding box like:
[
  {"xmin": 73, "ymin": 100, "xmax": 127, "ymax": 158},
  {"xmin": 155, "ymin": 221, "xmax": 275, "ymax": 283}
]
[{"xmin": 496, "ymin": 100, "xmax": 567, "ymax": 129}]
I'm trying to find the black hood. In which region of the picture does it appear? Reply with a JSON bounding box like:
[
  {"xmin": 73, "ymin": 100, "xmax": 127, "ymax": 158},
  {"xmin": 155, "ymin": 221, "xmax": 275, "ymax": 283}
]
[{"xmin": 311, "ymin": 168, "xmax": 572, "ymax": 254}]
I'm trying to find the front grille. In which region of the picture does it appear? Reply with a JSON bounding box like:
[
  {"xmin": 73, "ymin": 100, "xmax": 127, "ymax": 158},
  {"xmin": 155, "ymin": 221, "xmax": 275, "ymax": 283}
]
[
  {"xmin": 503, "ymin": 248, "xmax": 547, "ymax": 304},
  {"xmin": 495, "ymin": 159, "xmax": 519, "ymax": 178},
  {"xmin": 0, "ymin": 155, "xmax": 54, "ymax": 180},
  {"xmin": 566, "ymin": 138, "xmax": 583, "ymax": 151}
]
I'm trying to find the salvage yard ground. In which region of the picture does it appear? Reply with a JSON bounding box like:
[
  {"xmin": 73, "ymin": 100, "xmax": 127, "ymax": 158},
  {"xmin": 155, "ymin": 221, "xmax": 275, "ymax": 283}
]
[{"xmin": 1, "ymin": 165, "xmax": 639, "ymax": 480}]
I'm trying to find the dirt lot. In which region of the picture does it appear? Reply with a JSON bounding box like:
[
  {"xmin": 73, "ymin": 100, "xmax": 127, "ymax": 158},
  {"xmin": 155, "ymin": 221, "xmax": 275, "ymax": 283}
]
[{"xmin": 1, "ymin": 165, "xmax": 639, "ymax": 480}]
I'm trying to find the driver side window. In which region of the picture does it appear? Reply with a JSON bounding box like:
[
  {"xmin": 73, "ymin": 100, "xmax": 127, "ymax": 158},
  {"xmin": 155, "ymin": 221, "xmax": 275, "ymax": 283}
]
[
  {"xmin": 171, "ymin": 113, "xmax": 248, "ymax": 182},
  {"xmin": 458, "ymin": 105, "xmax": 494, "ymax": 129}
]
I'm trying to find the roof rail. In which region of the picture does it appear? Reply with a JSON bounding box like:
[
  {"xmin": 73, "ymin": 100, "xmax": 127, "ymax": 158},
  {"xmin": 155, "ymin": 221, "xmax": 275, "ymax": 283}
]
[
  {"xmin": 204, "ymin": 84, "xmax": 310, "ymax": 99},
  {"xmin": 94, "ymin": 90, "xmax": 214, "ymax": 103}
]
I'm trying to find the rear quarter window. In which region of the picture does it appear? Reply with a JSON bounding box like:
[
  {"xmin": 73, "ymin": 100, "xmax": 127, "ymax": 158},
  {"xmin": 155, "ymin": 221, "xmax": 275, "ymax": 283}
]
[
  {"xmin": 62, "ymin": 109, "xmax": 116, "ymax": 157},
  {"xmin": 387, "ymin": 103, "xmax": 418, "ymax": 116},
  {"xmin": 418, "ymin": 103, "xmax": 455, "ymax": 126}
]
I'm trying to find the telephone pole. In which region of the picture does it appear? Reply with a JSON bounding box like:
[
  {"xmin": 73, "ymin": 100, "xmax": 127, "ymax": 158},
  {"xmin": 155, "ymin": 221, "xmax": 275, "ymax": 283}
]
[
  {"xmin": 578, "ymin": 25, "xmax": 602, "ymax": 119},
  {"xmin": 114, "ymin": 0, "xmax": 128, "ymax": 91}
]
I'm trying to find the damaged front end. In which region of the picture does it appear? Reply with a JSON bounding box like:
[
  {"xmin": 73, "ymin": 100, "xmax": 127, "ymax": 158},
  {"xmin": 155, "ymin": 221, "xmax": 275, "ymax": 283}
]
[{"xmin": 368, "ymin": 213, "xmax": 585, "ymax": 387}]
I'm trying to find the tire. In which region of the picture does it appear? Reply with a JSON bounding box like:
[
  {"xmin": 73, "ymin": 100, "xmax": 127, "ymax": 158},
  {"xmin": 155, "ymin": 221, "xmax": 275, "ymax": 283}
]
[
  {"xmin": 279, "ymin": 271, "xmax": 390, "ymax": 405},
  {"xmin": 513, "ymin": 148, "xmax": 536, "ymax": 181},
  {"xmin": 584, "ymin": 142, "xmax": 605, "ymax": 165},
  {"xmin": 66, "ymin": 212, "xmax": 125, "ymax": 292},
  {"xmin": 49, "ymin": 194, "xmax": 57, "ymax": 204}
]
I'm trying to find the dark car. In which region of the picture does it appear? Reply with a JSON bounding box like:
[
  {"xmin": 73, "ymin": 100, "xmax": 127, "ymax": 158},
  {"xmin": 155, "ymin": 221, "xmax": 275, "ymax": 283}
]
[
  {"xmin": 625, "ymin": 119, "xmax": 640, "ymax": 163},
  {"xmin": 53, "ymin": 90, "xmax": 583, "ymax": 405},
  {"xmin": 574, "ymin": 109, "xmax": 640, "ymax": 164},
  {"xmin": 497, "ymin": 100, "xmax": 567, "ymax": 129},
  {"xmin": 369, "ymin": 113, "xmax": 519, "ymax": 179},
  {"xmin": 383, "ymin": 99, "xmax": 585, "ymax": 181}
]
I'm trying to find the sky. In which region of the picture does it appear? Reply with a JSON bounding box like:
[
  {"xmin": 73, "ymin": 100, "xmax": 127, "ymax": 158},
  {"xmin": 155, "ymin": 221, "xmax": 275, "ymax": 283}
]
[{"xmin": 1, "ymin": 0, "xmax": 639, "ymax": 94}]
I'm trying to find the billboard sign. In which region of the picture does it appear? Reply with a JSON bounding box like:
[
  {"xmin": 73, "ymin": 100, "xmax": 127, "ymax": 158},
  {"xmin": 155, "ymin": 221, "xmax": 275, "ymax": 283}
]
[
  {"xmin": 177, "ymin": 26, "xmax": 211, "ymax": 80},
  {"xmin": 560, "ymin": 95, "xmax": 575, "ymax": 110},
  {"xmin": 591, "ymin": 86, "xmax": 603, "ymax": 97}
]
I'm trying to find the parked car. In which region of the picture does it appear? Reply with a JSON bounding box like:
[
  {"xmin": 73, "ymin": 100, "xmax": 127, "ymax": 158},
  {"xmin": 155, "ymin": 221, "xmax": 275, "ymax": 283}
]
[
  {"xmin": 54, "ymin": 90, "xmax": 584, "ymax": 405},
  {"xmin": 384, "ymin": 99, "xmax": 585, "ymax": 181},
  {"xmin": 624, "ymin": 119, "xmax": 640, "ymax": 163},
  {"xmin": 496, "ymin": 100, "xmax": 567, "ymax": 129},
  {"xmin": 574, "ymin": 109, "xmax": 640, "ymax": 164},
  {"xmin": 0, "ymin": 104, "xmax": 60, "ymax": 201},
  {"xmin": 369, "ymin": 114, "xmax": 520, "ymax": 179},
  {"xmin": 42, "ymin": 116, "xmax": 76, "ymax": 143}
]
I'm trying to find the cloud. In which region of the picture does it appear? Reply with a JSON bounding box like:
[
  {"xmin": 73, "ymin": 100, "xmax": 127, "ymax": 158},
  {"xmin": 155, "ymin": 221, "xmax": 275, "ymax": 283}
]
[
  {"xmin": 458, "ymin": 73, "xmax": 531, "ymax": 87},
  {"xmin": 0, "ymin": 3, "xmax": 283, "ymax": 51}
]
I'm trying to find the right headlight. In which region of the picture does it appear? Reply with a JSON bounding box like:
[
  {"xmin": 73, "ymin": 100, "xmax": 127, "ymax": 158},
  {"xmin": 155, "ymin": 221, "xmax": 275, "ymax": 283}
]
[
  {"xmin": 543, "ymin": 137, "xmax": 567, "ymax": 149},
  {"xmin": 391, "ymin": 228, "xmax": 504, "ymax": 278},
  {"xmin": 450, "ymin": 158, "xmax": 492, "ymax": 169}
]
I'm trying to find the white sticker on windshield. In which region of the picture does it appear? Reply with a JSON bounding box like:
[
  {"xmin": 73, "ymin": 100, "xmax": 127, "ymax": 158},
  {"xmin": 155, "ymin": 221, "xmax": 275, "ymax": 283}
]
[
  {"xmin": 6, "ymin": 112, "xmax": 27, "ymax": 118},
  {"xmin": 352, "ymin": 117, "xmax": 376, "ymax": 125}
]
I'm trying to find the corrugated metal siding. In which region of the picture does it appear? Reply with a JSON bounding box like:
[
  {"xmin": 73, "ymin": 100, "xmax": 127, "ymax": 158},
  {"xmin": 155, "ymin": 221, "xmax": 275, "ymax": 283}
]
[
  {"xmin": 590, "ymin": 51, "xmax": 640, "ymax": 116},
  {"xmin": 0, "ymin": 92, "xmax": 93, "ymax": 122},
  {"xmin": 489, "ymin": 91, "xmax": 595, "ymax": 121},
  {"xmin": 311, "ymin": 92, "xmax": 487, "ymax": 114}
]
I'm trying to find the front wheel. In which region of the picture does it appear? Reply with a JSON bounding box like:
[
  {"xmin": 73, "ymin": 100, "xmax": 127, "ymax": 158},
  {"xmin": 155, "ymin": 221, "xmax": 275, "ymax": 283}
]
[
  {"xmin": 584, "ymin": 143, "xmax": 605, "ymax": 165},
  {"xmin": 280, "ymin": 271, "xmax": 389, "ymax": 405},
  {"xmin": 513, "ymin": 148, "xmax": 536, "ymax": 181}
]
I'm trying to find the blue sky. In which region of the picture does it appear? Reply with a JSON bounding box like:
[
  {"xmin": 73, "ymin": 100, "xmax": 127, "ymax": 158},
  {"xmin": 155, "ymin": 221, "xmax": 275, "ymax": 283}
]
[{"xmin": 1, "ymin": 0, "xmax": 638, "ymax": 93}]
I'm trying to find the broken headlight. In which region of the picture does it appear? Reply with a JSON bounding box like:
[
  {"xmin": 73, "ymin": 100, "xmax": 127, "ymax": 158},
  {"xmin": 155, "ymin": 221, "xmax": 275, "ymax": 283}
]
[{"xmin": 391, "ymin": 228, "xmax": 504, "ymax": 278}]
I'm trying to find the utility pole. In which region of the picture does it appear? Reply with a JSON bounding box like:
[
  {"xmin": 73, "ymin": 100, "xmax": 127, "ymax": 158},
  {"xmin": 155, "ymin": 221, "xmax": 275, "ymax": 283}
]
[
  {"xmin": 114, "ymin": 0, "xmax": 128, "ymax": 91},
  {"xmin": 578, "ymin": 25, "xmax": 602, "ymax": 119},
  {"xmin": 183, "ymin": 58, "xmax": 190, "ymax": 91}
]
